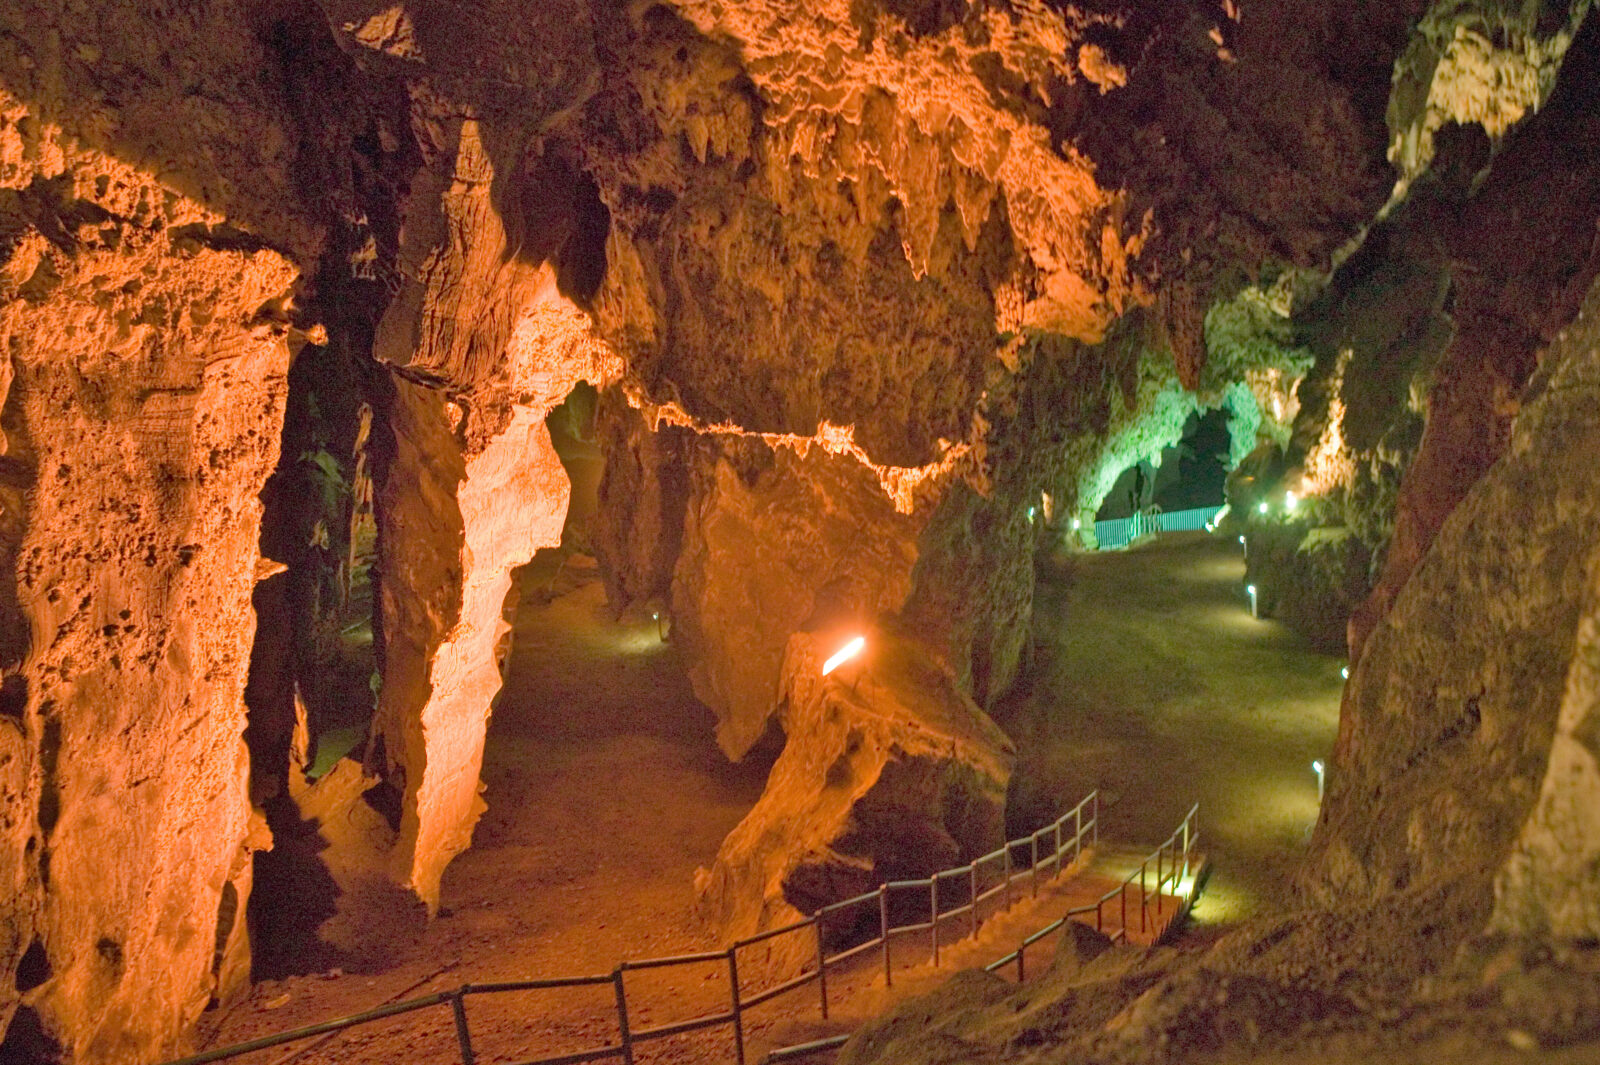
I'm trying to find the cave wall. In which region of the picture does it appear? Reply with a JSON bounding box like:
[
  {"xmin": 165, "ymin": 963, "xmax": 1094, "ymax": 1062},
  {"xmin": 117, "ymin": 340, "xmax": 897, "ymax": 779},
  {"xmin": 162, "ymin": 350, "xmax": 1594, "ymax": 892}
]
[
  {"xmin": 1304, "ymin": 274, "xmax": 1600, "ymax": 936},
  {"xmin": 0, "ymin": 91, "xmax": 297, "ymax": 1060}
]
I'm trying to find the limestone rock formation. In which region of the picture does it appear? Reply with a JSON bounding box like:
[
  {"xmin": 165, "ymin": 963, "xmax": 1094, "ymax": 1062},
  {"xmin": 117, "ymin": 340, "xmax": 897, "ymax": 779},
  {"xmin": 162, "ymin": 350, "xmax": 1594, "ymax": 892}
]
[
  {"xmin": 1303, "ymin": 275, "xmax": 1600, "ymax": 929},
  {"xmin": 695, "ymin": 627, "xmax": 1013, "ymax": 960},
  {"xmin": 372, "ymin": 265, "xmax": 622, "ymax": 907},
  {"xmin": 3, "ymin": 0, "xmax": 1586, "ymax": 1060},
  {"xmin": 671, "ymin": 443, "xmax": 926, "ymax": 760},
  {"xmin": 0, "ymin": 89, "xmax": 297, "ymax": 1061}
]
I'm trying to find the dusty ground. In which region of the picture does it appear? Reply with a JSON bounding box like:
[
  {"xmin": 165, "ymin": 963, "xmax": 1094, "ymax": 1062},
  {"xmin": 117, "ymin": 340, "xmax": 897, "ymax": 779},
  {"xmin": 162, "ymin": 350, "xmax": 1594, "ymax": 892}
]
[
  {"xmin": 199, "ymin": 564, "xmax": 771, "ymax": 1065},
  {"xmin": 1000, "ymin": 531, "xmax": 1344, "ymax": 921},
  {"xmin": 196, "ymin": 528, "xmax": 1336, "ymax": 1064}
]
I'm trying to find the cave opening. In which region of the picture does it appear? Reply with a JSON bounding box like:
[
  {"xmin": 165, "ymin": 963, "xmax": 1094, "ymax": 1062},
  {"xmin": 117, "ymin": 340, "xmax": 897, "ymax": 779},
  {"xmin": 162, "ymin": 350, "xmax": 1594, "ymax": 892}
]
[{"xmin": 1093, "ymin": 408, "xmax": 1234, "ymax": 522}]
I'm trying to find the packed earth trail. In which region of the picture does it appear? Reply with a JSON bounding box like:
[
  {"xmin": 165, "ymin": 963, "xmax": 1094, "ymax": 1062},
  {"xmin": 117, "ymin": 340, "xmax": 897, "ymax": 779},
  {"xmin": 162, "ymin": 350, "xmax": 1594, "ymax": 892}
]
[
  {"xmin": 1002, "ymin": 531, "xmax": 1345, "ymax": 921},
  {"xmin": 194, "ymin": 528, "xmax": 1338, "ymax": 1064}
]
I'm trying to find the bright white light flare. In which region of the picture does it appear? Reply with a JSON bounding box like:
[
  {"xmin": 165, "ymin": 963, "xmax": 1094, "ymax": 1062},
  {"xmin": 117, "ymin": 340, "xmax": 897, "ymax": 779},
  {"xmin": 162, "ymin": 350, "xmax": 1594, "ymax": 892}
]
[{"xmin": 822, "ymin": 636, "xmax": 866, "ymax": 676}]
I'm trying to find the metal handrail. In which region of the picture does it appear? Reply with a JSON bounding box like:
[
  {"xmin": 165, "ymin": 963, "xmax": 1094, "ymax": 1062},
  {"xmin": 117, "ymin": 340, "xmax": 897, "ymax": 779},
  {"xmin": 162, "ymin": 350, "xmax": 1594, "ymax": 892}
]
[
  {"xmin": 163, "ymin": 792, "xmax": 1104, "ymax": 1065},
  {"xmin": 983, "ymin": 802, "xmax": 1199, "ymax": 983}
]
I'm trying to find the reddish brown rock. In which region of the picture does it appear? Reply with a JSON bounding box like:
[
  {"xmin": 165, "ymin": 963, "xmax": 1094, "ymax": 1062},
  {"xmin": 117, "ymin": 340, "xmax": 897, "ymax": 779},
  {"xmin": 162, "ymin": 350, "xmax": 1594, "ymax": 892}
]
[
  {"xmin": 695, "ymin": 626, "xmax": 1013, "ymax": 961},
  {"xmin": 1304, "ymin": 277, "xmax": 1600, "ymax": 933},
  {"xmin": 0, "ymin": 93, "xmax": 297, "ymax": 1061},
  {"xmin": 671, "ymin": 442, "xmax": 926, "ymax": 760}
]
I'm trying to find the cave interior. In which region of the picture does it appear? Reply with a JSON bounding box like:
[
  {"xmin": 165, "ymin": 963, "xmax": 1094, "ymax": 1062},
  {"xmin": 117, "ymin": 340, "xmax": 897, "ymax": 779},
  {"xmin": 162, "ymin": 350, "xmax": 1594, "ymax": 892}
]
[{"xmin": 3, "ymin": 0, "xmax": 1600, "ymax": 1063}]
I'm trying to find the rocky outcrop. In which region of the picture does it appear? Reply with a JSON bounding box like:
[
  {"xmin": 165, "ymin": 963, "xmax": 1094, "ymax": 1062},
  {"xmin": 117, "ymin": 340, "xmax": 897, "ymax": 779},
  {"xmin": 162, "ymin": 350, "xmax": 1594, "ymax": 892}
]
[
  {"xmin": 671, "ymin": 442, "xmax": 926, "ymax": 760},
  {"xmin": 1302, "ymin": 275, "xmax": 1600, "ymax": 929},
  {"xmin": 1487, "ymin": 290, "xmax": 1600, "ymax": 941},
  {"xmin": 372, "ymin": 233, "xmax": 622, "ymax": 905},
  {"xmin": 0, "ymin": 94, "xmax": 297, "ymax": 1061},
  {"xmin": 1342, "ymin": 8, "xmax": 1600, "ymax": 663},
  {"xmin": 695, "ymin": 627, "xmax": 1013, "ymax": 959}
]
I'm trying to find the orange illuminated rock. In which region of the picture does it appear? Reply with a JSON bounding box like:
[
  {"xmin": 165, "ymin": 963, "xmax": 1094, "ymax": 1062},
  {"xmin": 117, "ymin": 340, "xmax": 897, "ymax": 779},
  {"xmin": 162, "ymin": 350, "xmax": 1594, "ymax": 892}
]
[
  {"xmin": 0, "ymin": 89, "xmax": 297, "ymax": 1062},
  {"xmin": 696, "ymin": 626, "xmax": 1013, "ymax": 966}
]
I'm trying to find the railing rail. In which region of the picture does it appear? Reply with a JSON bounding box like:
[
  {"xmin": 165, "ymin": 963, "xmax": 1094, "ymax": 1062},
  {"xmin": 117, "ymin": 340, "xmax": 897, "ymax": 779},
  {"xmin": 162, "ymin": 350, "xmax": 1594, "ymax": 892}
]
[
  {"xmin": 162, "ymin": 792, "xmax": 1105, "ymax": 1065},
  {"xmin": 983, "ymin": 801, "xmax": 1200, "ymax": 983},
  {"xmin": 1094, "ymin": 505, "xmax": 1222, "ymax": 550}
]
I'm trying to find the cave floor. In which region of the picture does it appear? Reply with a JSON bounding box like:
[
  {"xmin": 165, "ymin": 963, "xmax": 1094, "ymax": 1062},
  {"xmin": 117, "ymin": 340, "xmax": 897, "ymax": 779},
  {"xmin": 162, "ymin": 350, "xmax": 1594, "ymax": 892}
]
[
  {"xmin": 196, "ymin": 531, "xmax": 1339, "ymax": 1065},
  {"xmin": 997, "ymin": 530, "xmax": 1344, "ymax": 924},
  {"xmin": 198, "ymin": 565, "xmax": 772, "ymax": 1065}
]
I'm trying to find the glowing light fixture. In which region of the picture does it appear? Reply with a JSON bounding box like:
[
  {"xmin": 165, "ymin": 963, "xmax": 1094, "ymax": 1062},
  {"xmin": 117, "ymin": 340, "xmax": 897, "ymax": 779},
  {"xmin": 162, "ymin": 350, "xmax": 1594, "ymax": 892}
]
[
  {"xmin": 1071, "ymin": 517, "xmax": 1081, "ymax": 530},
  {"xmin": 1340, "ymin": 665, "xmax": 1349, "ymax": 679},
  {"xmin": 822, "ymin": 636, "xmax": 866, "ymax": 676},
  {"xmin": 1312, "ymin": 759, "xmax": 1325, "ymax": 802},
  {"xmin": 1257, "ymin": 501, "xmax": 1269, "ymax": 515},
  {"xmin": 1027, "ymin": 506, "xmax": 1036, "ymax": 521},
  {"xmin": 1284, "ymin": 491, "xmax": 1298, "ymax": 512},
  {"xmin": 1246, "ymin": 583, "xmax": 1258, "ymax": 619}
]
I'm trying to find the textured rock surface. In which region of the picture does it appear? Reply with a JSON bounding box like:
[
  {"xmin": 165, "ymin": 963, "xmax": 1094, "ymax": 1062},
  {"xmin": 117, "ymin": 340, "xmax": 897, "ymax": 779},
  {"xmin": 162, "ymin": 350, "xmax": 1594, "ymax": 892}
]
[
  {"xmin": 672, "ymin": 443, "xmax": 926, "ymax": 760},
  {"xmin": 1303, "ymin": 276, "xmax": 1600, "ymax": 924},
  {"xmin": 0, "ymin": 90, "xmax": 296, "ymax": 1061},
  {"xmin": 1344, "ymin": 10, "xmax": 1600, "ymax": 662},
  {"xmin": 373, "ymin": 263, "xmax": 622, "ymax": 906},
  {"xmin": 1488, "ymin": 291, "xmax": 1600, "ymax": 940},
  {"xmin": 5, "ymin": 0, "xmax": 1587, "ymax": 1060},
  {"xmin": 695, "ymin": 627, "xmax": 1013, "ymax": 958}
]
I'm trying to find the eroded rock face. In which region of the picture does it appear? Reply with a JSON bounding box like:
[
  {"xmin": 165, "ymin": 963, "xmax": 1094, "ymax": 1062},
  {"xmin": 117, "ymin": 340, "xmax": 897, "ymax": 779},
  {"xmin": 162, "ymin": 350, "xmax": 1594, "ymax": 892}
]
[
  {"xmin": 0, "ymin": 94, "xmax": 296, "ymax": 1061},
  {"xmin": 671, "ymin": 442, "xmax": 925, "ymax": 760},
  {"xmin": 1491, "ymin": 294, "xmax": 1600, "ymax": 941},
  {"xmin": 1344, "ymin": 10, "xmax": 1600, "ymax": 663},
  {"xmin": 1303, "ymin": 276, "xmax": 1600, "ymax": 929},
  {"xmin": 695, "ymin": 627, "xmax": 1013, "ymax": 959},
  {"xmin": 372, "ymin": 264, "xmax": 622, "ymax": 907}
]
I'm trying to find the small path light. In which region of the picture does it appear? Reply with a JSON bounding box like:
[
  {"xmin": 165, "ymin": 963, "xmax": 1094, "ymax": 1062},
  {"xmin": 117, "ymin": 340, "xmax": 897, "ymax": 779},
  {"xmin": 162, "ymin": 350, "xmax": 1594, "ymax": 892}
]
[
  {"xmin": 1284, "ymin": 491, "xmax": 1298, "ymax": 513},
  {"xmin": 1246, "ymin": 583, "xmax": 1258, "ymax": 618},
  {"xmin": 1071, "ymin": 517, "xmax": 1081, "ymax": 530},
  {"xmin": 822, "ymin": 636, "xmax": 866, "ymax": 676},
  {"xmin": 1257, "ymin": 501, "xmax": 1269, "ymax": 515},
  {"xmin": 1312, "ymin": 759, "xmax": 1325, "ymax": 802},
  {"xmin": 1340, "ymin": 665, "xmax": 1349, "ymax": 680}
]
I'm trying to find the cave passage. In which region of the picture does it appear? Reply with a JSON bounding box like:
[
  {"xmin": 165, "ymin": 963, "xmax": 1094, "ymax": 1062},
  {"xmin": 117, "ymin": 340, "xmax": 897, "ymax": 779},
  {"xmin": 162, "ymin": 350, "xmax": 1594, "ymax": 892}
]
[
  {"xmin": 1095, "ymin": 408, "xmax": 1234, "ymax": 522},
  {"xmin": 1002, "ymin": 530, "xmax": 1344, "ymax": 920},
  {"xmin": 204, "ymin": 389, "xmax": 775, "ymax": 1064}
]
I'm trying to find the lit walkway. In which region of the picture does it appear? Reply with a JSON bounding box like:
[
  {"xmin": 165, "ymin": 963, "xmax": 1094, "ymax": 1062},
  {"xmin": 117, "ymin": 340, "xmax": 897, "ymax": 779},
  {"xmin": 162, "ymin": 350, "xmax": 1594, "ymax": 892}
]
[{"xmin": 1000, "ymin": 531, "xmax": 1343, "ymax": 921}]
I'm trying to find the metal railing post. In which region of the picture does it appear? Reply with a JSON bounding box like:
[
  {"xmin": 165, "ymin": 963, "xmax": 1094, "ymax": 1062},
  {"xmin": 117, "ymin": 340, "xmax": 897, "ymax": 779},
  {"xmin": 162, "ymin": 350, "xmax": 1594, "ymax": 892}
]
[
  {"xmin": 1157, "ymin": 847, "xmax": 1165, "ymax": 916},
  {"xmin": 450, "ymin": 989, "xmax": 476, "ymax": 1065},
  {"xmin": 1054, "ymin": 820, "xmax": 1063, "ymax": 875},
  {"xmin": 1016, "ymin": 943, "xmax": 1026, "ymax": 982},
  {"xmin": 969, "ymin": 863, "xmax": 979, "ymax": 940},
  {"xmin": 1075, "ymin": 804, "xmax": 1083, "ymax": 862},
  {"xmin": 1003, "ymin": 846, "xmax": 1012, "ymax": 910},
  {"xmin": 1031, "ymin": 834, "xmax": 1039, "ymax": 897},
  {"xmin": 930, "ymin": 877, "xmax": 940, "ymax": 967},
  {"xmin": 1140, "ymin": 862, "xmax": 1148, "ymax": 933},
  {"xmin": 1120, "ymin": 882, "xmax": 1127, "ymax": 934},
  {"xmin": 727, "ymin": 948, "xmax": 746, "ymax": 1065},
  {"xmin": 814, "ymin": 918, "xmax": 829, "ymax": 1020},
  {"xmin": 880, "ymin": 886, "xmax": 892, "ymax": 987},
  {"xmin": 612, "ymin": 969, "xmax": 635, "ymax": 1065},
  {"xmin": 1093, "ymin": 792, "xmax": 1100, "ymax": 848}
]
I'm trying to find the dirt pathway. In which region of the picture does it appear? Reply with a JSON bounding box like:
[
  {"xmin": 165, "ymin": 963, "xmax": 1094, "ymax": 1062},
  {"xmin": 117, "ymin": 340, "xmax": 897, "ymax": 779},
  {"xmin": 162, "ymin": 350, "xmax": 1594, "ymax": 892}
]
[
  {"xmin": 997, "ymin": 531, "xmax": 1344, "ymax": 921},
  {"xmin": 198, "ymin": 568, "xmax": 771, "ymax": 1065},
  {"xmin": 196, "ymin": 529, "xmax": 1329, "ymax": 1065}
]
